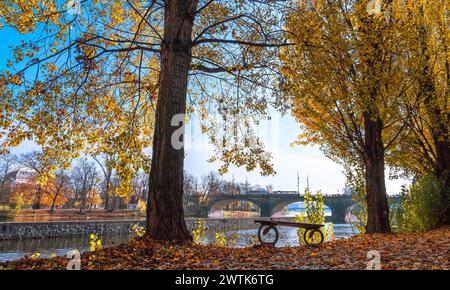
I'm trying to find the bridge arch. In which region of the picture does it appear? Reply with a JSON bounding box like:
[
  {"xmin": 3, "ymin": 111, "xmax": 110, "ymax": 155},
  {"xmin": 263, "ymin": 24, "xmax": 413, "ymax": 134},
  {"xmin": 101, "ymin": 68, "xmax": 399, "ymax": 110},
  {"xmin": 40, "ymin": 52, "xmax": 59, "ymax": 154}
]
[
  {"xmin": 207, "ymin": 198, "xmax": 261, "ymax": 217},
  {"xmin": 271, "ymin": 201, "xmax": 334, "ymax": 218},
  {"xmin": 271, "ymin": 201, "xmax": 302, "ymax": 216}
]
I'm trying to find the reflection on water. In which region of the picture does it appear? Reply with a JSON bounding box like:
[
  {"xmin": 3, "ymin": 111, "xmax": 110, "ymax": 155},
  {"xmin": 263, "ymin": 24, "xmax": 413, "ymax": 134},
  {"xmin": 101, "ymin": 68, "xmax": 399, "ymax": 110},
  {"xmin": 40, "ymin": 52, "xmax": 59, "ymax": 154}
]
[
  {"xmin": 281, "ymin": 202, "xmax": 332, "ymax": 218},
  {"xmin": 203, "ymin": 223, "xmax": 357, "ymax": 247},
  {"xmin": 0, "ymin": 234, "xmax": 131, "ymax": 262},
  {"xmin": 0, "ymin": 224, "xmax": 358, "ymax": 262}
]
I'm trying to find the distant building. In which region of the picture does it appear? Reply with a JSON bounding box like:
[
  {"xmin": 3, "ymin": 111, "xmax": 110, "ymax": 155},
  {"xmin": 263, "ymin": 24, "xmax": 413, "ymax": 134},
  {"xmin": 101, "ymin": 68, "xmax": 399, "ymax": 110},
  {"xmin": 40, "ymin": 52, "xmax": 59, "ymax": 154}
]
[{"xmin": 0, "ymin": 167, "xmax": 37, "ymax": 204}]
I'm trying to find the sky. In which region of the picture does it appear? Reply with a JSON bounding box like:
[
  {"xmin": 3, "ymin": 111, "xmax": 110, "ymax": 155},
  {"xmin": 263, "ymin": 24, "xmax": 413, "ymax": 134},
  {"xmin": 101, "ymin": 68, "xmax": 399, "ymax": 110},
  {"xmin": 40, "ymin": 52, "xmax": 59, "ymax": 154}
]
[
  {"xmin": 0, "ymin": 11, "xmax": 411, "ymax": 196},
  {"xmin": 182, "ymin": 111, "xmax": 410, "ymax": 195}
]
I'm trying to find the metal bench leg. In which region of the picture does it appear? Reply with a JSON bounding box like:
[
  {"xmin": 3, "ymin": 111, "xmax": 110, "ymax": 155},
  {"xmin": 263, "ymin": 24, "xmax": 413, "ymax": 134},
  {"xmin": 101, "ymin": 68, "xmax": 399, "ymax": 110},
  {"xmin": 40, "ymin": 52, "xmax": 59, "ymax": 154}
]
[
  {"xmin": 257, "ymin": 224, "xmax": 279, "ymax": 246},
  {"xmin": 303, "ymin": 228, "xmax": 324, "ymax": 246}
]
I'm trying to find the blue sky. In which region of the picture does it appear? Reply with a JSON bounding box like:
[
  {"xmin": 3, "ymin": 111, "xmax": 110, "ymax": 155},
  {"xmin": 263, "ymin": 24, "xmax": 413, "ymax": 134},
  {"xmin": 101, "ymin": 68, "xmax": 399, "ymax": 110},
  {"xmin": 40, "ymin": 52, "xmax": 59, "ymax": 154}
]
[{"xmin": 0, "ymin": 18, "xmax": 411, "ymax": 195}]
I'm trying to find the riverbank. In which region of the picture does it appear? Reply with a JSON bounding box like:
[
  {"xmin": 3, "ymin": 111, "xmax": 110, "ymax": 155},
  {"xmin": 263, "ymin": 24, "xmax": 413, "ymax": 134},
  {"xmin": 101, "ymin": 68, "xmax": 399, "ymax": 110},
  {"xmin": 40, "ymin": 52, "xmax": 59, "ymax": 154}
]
[
  {"xmin": 0, "ymin": 218, "xmax": 294, "ymax": 240},
  {"xmin": 0, "ymin": 224, "xmax": 356, "ymax": 261},
  {"xmin": 1, "ymin": 226, "xmax": 448, "ymax": 270},
  {"xmin": 0, "ymin": 209, "xmax": 145, "ymax": 222}
]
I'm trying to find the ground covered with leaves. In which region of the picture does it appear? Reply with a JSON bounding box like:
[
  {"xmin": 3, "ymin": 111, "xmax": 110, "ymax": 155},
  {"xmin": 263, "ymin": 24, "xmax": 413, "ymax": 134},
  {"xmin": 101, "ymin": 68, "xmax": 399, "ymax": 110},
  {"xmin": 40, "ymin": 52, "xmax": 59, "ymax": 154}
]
[{"xmin": 1, "ymin": 227, "xmax": 449, "ymax": 270}]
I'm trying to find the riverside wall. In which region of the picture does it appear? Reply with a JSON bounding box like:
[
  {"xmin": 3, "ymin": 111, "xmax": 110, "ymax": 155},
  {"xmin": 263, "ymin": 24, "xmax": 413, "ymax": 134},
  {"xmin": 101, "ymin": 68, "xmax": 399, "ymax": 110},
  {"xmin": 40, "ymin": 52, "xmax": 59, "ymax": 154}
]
[{"xmin": 0, "ymin": 217, "xmax": 295, "ymax": 241}]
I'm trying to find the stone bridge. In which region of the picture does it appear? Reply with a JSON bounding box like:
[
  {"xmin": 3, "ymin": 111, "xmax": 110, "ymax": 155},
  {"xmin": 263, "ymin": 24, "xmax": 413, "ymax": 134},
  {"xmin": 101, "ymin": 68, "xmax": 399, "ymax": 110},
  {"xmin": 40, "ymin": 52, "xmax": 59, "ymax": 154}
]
[{"xmin": 186, "ymin": 191, "xmax": 402, "ymax": 223}]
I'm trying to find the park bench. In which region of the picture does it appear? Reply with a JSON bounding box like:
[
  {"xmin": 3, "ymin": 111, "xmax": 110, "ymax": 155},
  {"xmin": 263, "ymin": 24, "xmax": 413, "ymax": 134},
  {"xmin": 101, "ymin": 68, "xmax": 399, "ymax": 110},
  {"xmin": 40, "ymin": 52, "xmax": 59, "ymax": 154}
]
[{"xmin": 254, "ymin": 219, "xmax": 325, "ymax": 246}]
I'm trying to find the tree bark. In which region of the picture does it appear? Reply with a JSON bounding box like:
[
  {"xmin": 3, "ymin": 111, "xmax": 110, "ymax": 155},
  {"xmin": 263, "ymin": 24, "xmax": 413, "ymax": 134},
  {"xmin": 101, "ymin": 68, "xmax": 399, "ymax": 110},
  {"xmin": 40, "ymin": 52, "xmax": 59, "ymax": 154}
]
[
  {"xmin": 431, "ymin": 93, "xmax": 450, "ymax": 225},
  {"xmin": 103, "ymin": 166, "xmax": 112, "ymax": 211},
  {"xmin": 50, "ymin": 189, "xmax": 60, "ymax": 213},
  {"xmin": 32, "ymin": 186, "xmax": 42, "ymax": 210},
  {"xmin": 364, "ymin": 113, "xmax": 391, "ymax": 233},
  {"xmin": 434, "ymin": 119, "xmax": 450, "ymax": 225},
  {"xmin": 418, "ymin": 23, "xmax": 450, "ymax": 225},
  {"xmin": 442, "ymin": 59, "xmax": 450, "ymax": 225},
  {"xmin": 146, "ymin": 0, "xmax": 198, "ymax": 241},
  {"xmin": 356, "ymin": 2, "xmax": 392, "ymax": 234}
]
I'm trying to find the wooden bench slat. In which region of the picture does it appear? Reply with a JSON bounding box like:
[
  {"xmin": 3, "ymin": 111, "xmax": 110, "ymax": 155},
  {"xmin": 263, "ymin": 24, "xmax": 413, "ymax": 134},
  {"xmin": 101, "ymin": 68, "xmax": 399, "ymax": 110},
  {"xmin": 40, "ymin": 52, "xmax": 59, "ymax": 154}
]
[{"xmin": 254, "ymin": 219, "xmax": 324, "ymax": 229}]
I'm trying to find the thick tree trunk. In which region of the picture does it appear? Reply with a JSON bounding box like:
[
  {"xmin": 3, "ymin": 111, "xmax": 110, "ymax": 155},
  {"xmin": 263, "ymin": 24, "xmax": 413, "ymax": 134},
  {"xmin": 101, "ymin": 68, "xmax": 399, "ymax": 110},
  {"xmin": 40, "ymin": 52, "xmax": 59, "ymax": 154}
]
[
  {"xmin": 435, "ymin": 128, "xmax": 450, "ymax": 225},
  {"xmin": 146, "ymin": 0, "xmax": 198, "ymax": 241},
  {"xmin": 420, "ymin": 31, "xmax": 450, "ymax": 225},
  {"xmin": 433, "ymin": 61, "xmax": 450, "ymax": 225},
  {"xmin": 416, "ymin": 10, "xmax": 450, "ymax": 225},
  {"xmin": 443, "ymin": 60, "xmax": 450, "ymax": 224},
  {"xmin": 364, "ymin": 113, "xmax": 391, "ymax": 233}
]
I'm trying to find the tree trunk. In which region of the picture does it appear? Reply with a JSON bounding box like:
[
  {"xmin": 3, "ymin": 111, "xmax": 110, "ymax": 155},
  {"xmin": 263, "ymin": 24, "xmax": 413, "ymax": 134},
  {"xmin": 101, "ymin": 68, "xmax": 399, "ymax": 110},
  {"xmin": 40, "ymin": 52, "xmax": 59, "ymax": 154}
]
[
  {"xmin": 104, "ymin": 169, "xmax": 112, "ymax": 211},
  {"xmin": 50, "ymin": 192, "xmax": 58, "ymax": 213},
  {"xmin": 364, "ymin": 113, "xmax": 391, "ymax": 233},
  {"xmin": 146, "ymin": 0, "xmax": 198, "ymax": 241},
  {"xmin": 435, "ymin": 128, "xmax": 450, "ymax": 225},
  {"xmin": 50, "ymin": 199, "xmax": 56, "ymax": 212},
  {"xmin": 80, "ymin": 184, "xmax": 86, "ymax": 214},
  {"xmin": 419, "ymin": 24, "xmax": 450, "ymax": 225},
  {"xmin": 441, "ymin": 65, "xmax": 450, "ymax": 225},
  {"xmin": 33, "ymin": 186, "xmax": 42, "ymax": 210},
  {"xmin": 104, "ymin": 190, "xmax": 109, "ymax": 211},
  {"xmin": 434, "ymin": 60, "xmax": 450, "ymax": 225}
]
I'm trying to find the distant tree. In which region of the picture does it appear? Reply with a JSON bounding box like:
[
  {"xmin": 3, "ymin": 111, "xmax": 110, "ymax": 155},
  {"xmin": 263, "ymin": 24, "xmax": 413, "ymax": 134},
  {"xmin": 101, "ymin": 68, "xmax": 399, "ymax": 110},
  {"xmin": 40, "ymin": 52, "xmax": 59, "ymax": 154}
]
[
  {"xmin": 9, "ymin": 170, "xmax": 71, "ymax": 211},
  {"xmin": 71, "ymin": 158, "xmax": 100, "ymax": 213},
  {"xmin": 183, "ymin": 172, "xmax": 199, "ymax": 213},
  {"xmin": 92, "ymin": 154, "xmax": 116, "ymax": 211},
  {"xmin": 42, "ymin": 170, "xmax": 72, "ymax": 212},
  {"xmin": 201, "ymin": 172, "xmax": 222, "ymax": 197},
  {"xmin": 184, "ymin": 172, "xmax": 198, "ymax": 198},
  {"xmin": 0, "ymin": 154, "xmax": 16, "ymax": 196},
  {"xmin": 16, "ymin": 151, "xmax": 52, "ymax": 209},
  {"xmin": 87, "ymin": 188, "xmax": 103, "ymax": 211},
  {"xmin": 10, "ymin": 180, "xmax": 35, "ymax": 209},
  {"xmin": 241, "ymin": 178, "xmax": 251, "ymax": 194},
  {"xmin": 132, "ymin": 170, "xmax": 149, "ymax": 203}
]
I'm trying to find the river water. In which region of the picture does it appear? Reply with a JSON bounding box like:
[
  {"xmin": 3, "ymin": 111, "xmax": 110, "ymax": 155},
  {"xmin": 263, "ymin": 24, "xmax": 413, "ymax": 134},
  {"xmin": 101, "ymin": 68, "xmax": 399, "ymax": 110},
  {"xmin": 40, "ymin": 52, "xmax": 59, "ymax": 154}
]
[{"xmin": 0, "ymin": 223, "xmax": 357, "ymax": 262}]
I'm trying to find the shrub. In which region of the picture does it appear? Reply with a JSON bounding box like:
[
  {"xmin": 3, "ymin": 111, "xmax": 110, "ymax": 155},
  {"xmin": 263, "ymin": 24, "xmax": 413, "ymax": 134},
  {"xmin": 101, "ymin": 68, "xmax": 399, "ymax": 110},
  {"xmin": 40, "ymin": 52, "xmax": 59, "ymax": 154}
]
[
  {"xmin": 9, "ymin": 195, "xmax": 24, "ymax": 212},
  {"xmin": 395, "ymin": 174, "xmax": 446, "ymax": 233},
  {"xmin": 192, "ymin": 218, "xmax": 206, "ymax": 244},
  {"xmin": 89, "ymin": 234, "xmax": 102, "ymax": 251},
  {"xmin": 30, "ymin": 252, "xmax": 41, "ymax": 260},
  {"xmin": 214, "ymin": 232, "xmax": 239, "ymax": 247},
  {"xmin": 132, "ymin": 224, "xmax": 145, "ymax": 237},
  {"xmin": 350, "ymin": 192, "xmax": 367, "ymax": 234},
  {"xmin": 346, "ymin": 167, "xmax": 368, "ymax": 234},
  {"xmin": 295, "ymin": 188, "xmax": 334, "ymax": 245},
  {"xmin": 136, "ymin": 199, "xmax": 146, "ymax": 212}
]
